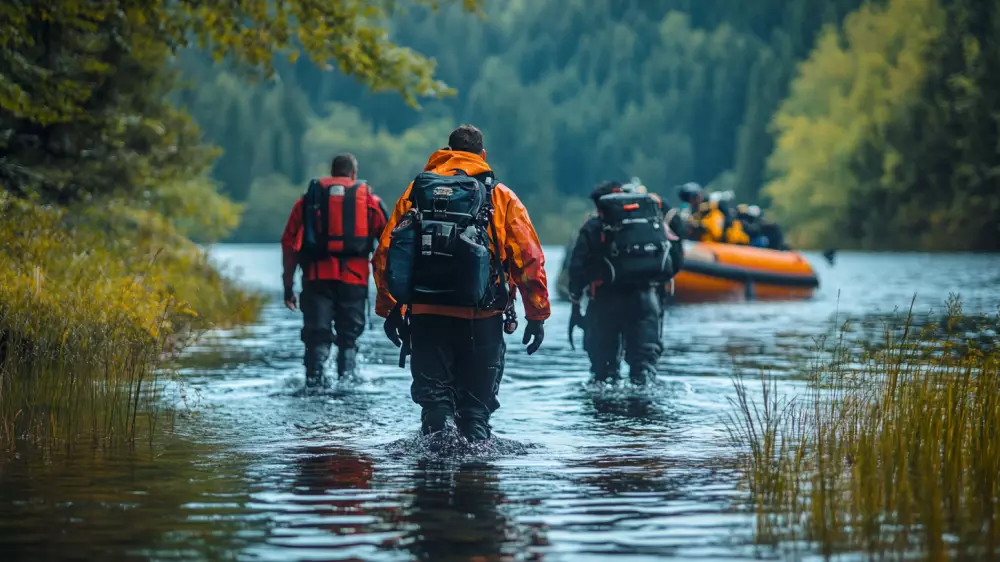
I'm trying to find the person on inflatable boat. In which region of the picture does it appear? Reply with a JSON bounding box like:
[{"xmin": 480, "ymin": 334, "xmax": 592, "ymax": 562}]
[
  {"xmin": 735, "ymin": 203, "xmax": 790, "ymax": 251},
  {"xmin": 677, "ymin": 183, "xmax": 750, "ymax": 245}
]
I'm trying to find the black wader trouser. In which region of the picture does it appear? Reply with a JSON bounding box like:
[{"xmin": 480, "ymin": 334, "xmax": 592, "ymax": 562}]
[
  {"xmin": 408, "ymin": 314, "xmax": 506, "ymax": 440},
  {"xmin": 583, "ymin": 284, "xmax": 662, "ymax": 385},
  {"xmin": 301, "ymin": 280, "xmax": 367, "ymax": 378}
]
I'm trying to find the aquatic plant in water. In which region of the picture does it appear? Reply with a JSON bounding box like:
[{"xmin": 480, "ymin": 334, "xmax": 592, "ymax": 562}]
[
  {"xmin": 0, "ymin": 194, "xmax": 262, "ymax": 451},
  {"xmin": 728, "ymin": 297, "xmax": 1000, "ymax": 559}
]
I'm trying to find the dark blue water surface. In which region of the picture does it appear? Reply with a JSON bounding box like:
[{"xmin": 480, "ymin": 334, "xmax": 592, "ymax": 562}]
[{"xmin": 1, "ymin": 246, "xmax": 997, "ymax": 561}]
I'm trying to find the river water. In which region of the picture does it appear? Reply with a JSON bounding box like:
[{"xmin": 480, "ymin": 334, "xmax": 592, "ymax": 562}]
[{"xmin": 1, "ymin": 245, "xmax": 998, "ymax": 561}]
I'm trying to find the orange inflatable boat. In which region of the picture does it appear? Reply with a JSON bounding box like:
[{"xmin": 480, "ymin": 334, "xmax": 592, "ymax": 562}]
[
  {"xmin": 672, "ymin": 241, "xmax": 818, "ymax": 303},
  {"xmin": 555, "ymin": 238, "xmax": 818, "ymax": 304}
]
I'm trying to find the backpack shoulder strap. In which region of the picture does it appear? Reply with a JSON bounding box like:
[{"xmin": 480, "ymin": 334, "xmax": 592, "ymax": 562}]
[
  {"xmin": 471, "ymin": 170, "xmax": 497, "ymax": 190},
  {"xmin": 479, "ymin": 175, "xmax": 505, "ymax": 282},
  {"xmin": 303, "ymin": 179, "xmax": 327, "ymax": 218},
  {"xmin": 304, "ymin": 178, "xmax": 322, "ymax": 196},
  {"xmin": 448, "ymin": 168, "xmax": 505, "ymax": 279},
  {"xmin": 350, "ymin": 180, "xmax": 368, "ymax": 198},
  {"xmin": 451, "ymin": 168, "xmax": 496, "ymax": 188}
]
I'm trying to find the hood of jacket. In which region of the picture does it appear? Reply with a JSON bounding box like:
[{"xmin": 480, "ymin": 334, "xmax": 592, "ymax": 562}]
[{"xmin": 423, "ymin": 149, "xmax": 493, "ymax": 176}]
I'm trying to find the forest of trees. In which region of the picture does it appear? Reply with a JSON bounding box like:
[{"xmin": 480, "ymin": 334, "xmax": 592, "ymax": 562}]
[
  {"xmin": 176, "ymin": 0, "xmax": 998, "ymax": 250},
  {"xmin": 0, "ymin": 1, "xmax": 479, "ymax": 444},
  {"xmin": 766, "ymin": 0, "xmax": 1000, "ymax": 250},
  {"xmin": 178, "ymin": 0, "xmax": 867, "ymax": 244}
]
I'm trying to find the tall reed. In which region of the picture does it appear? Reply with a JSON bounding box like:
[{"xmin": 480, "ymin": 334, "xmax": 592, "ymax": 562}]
[
  {"xmin": 729, "ymin": 299, "xmax": 1000, "ymax": 559},
  {"xmin": 0, "ymin": 297, "xmax": 165, "ymax": 448},
  {"xmin": 0, "ymin": 193, "xmax": 261, "ymax": 451}
]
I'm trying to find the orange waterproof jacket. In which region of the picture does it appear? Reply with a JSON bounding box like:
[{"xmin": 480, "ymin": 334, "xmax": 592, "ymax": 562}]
[{"xmin": 372, "ymin": 150, "xmax": 551, "ymax": 321}]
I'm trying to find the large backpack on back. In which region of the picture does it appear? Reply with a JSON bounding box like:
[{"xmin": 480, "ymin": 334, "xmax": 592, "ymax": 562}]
[
  {"xmin": 300, "ymin": 177, "xmax": 373, "ymax": 262},
  {"xmin": 385, "ymin": 170, "xmax": 507, "ymax": 309},
  {"xmin": 597, "ymin": 192, "xmax": 676, "ymax": 285}
]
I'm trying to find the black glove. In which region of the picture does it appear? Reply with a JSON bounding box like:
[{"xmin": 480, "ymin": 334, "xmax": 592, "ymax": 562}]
[
  {"xmin": 568, "ymin": 303, "xmax": 584, "ymax": 351},
  {"xmin": 522, "ymin": 319, "xmax": 544, "ymax": 355},
  {"xmin": 383, "ymin": 304, "xmax": 406, "ymax": 347},
  {"xmin": 570, "ymin": 303, "xmax": 585, "ymax": 327},
  {"xmin": 283, "ymin": 286, "xmax": 297, "ymax": 311}
]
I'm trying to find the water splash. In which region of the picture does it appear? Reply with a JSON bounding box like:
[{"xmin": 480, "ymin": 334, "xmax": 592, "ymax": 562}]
[
  {"xmin": 383, "ymin": 426, "xmax": 534, "ymax": 460},
  {"xmin": 4, "ymin": 246, "xmax": 997, "ymax": 560}
]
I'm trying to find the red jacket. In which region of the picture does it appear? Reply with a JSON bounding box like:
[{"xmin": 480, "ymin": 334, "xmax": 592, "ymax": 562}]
[{"xmin": 281, "ymin": 176, "xmax": 388, "ymax": 288}]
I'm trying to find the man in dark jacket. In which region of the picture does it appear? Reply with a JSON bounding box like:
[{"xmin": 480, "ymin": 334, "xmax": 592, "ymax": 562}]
[
  {"xmin": 568, "ymin": 181, "xmax": 682, "ymax": 385},
  {"xmin": 281, "ymin": 153, "xmax": 389, "ymax": 382}
]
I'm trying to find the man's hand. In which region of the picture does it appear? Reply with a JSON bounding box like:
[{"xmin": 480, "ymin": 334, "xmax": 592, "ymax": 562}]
[
  {"xmin": 284, "ymin": 287, "xmax": 297, "ymax": 311},
  {"xmin": 522, "ymin": 320, "xmax": 545, "ymax": 355},
  {"xmin": 570, "ymin": 302, "xmax": 585, "ymax": 328},
  {"xmin": 568, "ymin": 302, "xmax": 584, "ymax": 351},
  {"xmin": 383, "ymin": 305, "xmax": 406, "ymax": 347}
]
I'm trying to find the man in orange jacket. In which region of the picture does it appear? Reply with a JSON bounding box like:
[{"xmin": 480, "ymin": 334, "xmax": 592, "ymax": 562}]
[
  {"xmin": 281, "ymin": 153, "xmax": 389, "ymax": 382},
  {"xmin": 372, "ymin": 125, "xmax": 550, "ymax": 441}
]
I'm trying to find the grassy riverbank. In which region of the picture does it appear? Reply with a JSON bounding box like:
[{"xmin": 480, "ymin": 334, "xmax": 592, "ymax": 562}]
[
  {"xmin": 0, "ymin": 2, "xmax": 485, "ymax": 454},
  {"xmin": 0, "ymin": 194, "xmax": 261, "ymax": 451},
  {"xmin": 729, "ymin": 301, "xmax": 1000, "ymax": 558}
]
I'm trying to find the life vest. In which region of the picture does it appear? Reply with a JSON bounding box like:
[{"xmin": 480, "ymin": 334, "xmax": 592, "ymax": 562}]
[
  {"xmin": 596, "ymin": 192, "xmax": 677, "ymax": 286},
  {"xmin": 300, "ymin": 177, "xmax": 373, "ymax": 262},
  {"xmin": 385, "ymin": 170, "xmax": 508, "ymax": 309},
  {"xmin": 694, "ymin": 201, "xmax": 750, "ymax": 244}
]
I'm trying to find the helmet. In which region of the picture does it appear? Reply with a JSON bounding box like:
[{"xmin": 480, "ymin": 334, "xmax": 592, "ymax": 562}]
[
  {"xmin": 623, "ymin": 177, "xmax": 647, "ymax": 194},
  {"xmin": 708, "ymin": 190, "xmax": 734, "ymax": 203},
  {"xmin": 677, "ymin": 182, "xmax": 704, "ymax": 203},
  {"xmin": 737, "ymin": 203, "xmax": 761, "ymax": 219}
]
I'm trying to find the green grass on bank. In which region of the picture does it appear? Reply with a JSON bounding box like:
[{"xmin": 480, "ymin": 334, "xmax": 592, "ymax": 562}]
[
  {"xmin": 0, "ymin": 194, "xmax": 262, "ymax": 451},
  {"xmin": 729, "ymin": 299, "xmax": 1000, "ymax": 559}
]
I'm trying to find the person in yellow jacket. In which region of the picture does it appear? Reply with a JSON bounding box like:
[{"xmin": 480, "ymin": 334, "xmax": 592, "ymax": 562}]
[
  {"xmin": 677, "ymin": 183, "xmax": 750, "ymax": 244},
  {"xmin": 372, "ymin": 125, "xmax": 550, "ymax": 442},
  {"xmin": 695, "ymin": 200, "xmax": 751, "ymax": 245}
]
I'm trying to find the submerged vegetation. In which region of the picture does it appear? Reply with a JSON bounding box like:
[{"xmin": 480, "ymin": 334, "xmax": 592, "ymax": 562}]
[
  {"xmin": 0, "ymin": 193, "xmax": 261, "ymax": 449},
  {"xmin": 729, "ymin": 299, "xmax": 1000, "ymax": 558}
]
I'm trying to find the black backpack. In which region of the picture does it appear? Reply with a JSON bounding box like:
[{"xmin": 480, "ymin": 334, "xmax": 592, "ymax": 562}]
[
  {"xmin": 596, "ymin": 192, "xmax": 676, "ymax": 285},
  {"xmin": 300, "ymin": 177, "xmax": 373, "ymax": 262},
  {"xmin": 386, "ymin": 170, "xmax": 508, "ymax": 309}
]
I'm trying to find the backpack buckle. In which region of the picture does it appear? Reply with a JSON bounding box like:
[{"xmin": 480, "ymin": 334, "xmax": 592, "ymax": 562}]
[{"xmin": 432, "ymin": 194, "xmax": 448, "ymax": 214}]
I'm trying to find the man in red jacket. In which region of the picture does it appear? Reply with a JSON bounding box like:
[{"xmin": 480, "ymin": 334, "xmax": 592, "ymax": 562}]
[{"xmin": 281, "ymin": 153, "xmax": 389, "ymax": 382}]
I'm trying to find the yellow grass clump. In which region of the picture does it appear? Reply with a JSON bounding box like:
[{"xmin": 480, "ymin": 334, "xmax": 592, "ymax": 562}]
[
  {"xmin": 0, "ymin": 193, "xmax": 261, "ymax": 450},
  {"xmin": 729, "ymin": 299, "xmax": 1000, "ymax": 559}
]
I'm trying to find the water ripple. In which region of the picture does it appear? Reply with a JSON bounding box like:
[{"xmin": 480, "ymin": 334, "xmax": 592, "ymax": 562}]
[{"xmin": 1, "ymin": 246, "xmax": 998, "ymax": 560}]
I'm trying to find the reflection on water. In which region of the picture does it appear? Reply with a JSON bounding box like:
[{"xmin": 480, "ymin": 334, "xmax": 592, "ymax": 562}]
[
  {"xmin": 584, "ymin": 385, "xmax": 679, "ymax": 427},
  {"xmin": 0, "ymin": 443, "xmax": 262, "ymax": 560},
  {"xmin": 392, "ymin": 459, "xmax": 540, "ymax": 562},
  {"xmin": 1, "ymin": 245, "xmax": 998, "ymax": 560}
]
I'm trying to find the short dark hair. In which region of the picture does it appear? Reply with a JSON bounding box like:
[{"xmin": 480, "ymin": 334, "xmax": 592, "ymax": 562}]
[
  {"xmin": 590, "ymin": 180, "xmax": 624, "ymax": 202},
  {"xmin": 448, "ymin": 125, "xmax": 484, "ymax": 154},
  {"xmin": 330, "ymin": 153, "xmax": 358, "ymax": 177}
]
